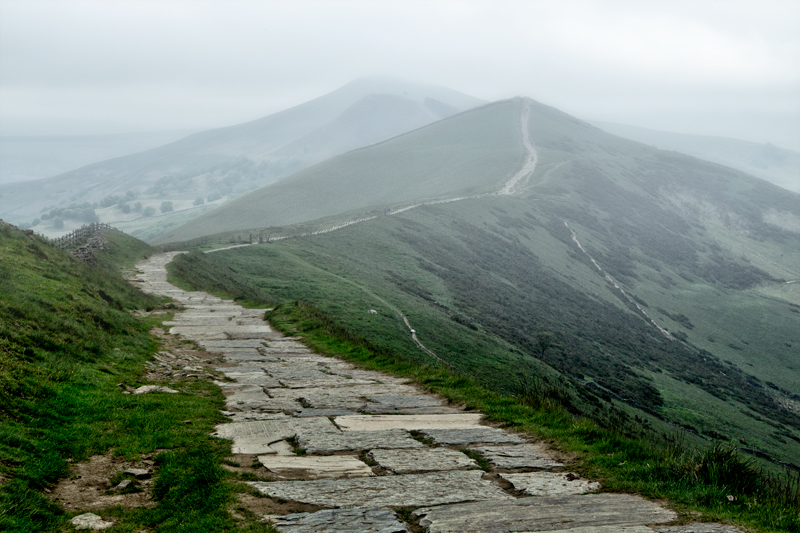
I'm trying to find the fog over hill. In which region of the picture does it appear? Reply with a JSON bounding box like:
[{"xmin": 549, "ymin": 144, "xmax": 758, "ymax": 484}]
[
  {"xmin": 163, "ymin": 96, "xmax": 800, "ymax": 466},
  {"xmin": 592, "ymin": 121, "xmax": 800, "ymax": 193},
  {"xmin": 0, "ymin": 77, "xmax": 483, "ymax": 240}
]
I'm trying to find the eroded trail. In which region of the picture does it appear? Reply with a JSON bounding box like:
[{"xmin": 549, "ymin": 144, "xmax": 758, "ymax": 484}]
[{"xmin": 127, "ymin": 252, "xmax": 739, "ymax": 533}]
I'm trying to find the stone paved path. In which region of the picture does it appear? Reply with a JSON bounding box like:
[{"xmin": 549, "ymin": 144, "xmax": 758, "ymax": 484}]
[{"xmin": 130, "ymin": 252, "xmax": 743, "ymax": 533}]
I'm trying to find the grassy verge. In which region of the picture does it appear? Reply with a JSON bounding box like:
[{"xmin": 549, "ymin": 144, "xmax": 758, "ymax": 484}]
[
  {"xmin": 266, "ymin": 301, "xmax": 798, "ymax": 532},
  {"xmin": 0, "ymin": 225, "xmax": 274, "ymax": 532}
]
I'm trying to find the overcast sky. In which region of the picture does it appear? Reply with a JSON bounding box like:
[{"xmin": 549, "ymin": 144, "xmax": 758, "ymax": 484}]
[{"xmin": 1, "ymin": 0, "xmax": 798, "ymax": 150}]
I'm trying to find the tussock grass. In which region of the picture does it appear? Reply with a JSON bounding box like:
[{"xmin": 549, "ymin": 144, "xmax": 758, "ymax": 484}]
[{"xmin": 0, "ymin": 226, "xmax": 275, "ymax": 532}]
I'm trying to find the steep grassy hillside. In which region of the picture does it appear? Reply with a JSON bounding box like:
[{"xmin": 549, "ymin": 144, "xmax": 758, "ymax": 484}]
[
  {"xmin": 592, "ymin": 121, "xmax": 800, "ymax": 193},
  {"xmin": 161, "ymin": 97, "xmax": 800, "ymax": 469},
  {"xmin": 0, "ymin": 77, "xmax": 483, "ymax": 240},
  {"xmin": 0, "ymin": 226, "xmax": 272, "ymax": 532},
  {"xmin": 154, "ymin": 99, "xmax": 524, "ymax": 243}
]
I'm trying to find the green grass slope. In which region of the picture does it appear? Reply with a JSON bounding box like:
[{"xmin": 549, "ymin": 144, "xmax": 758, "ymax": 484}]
[
  {"xmin": 0, "ymin": 226, "xmax": 273, "ymax": 532},
  {"xmin": 153, "ymin": 99, "xmax": 524, "ymax": 243},
  {"xmin": 164, "ymin": 97, "xmax": 800, "ymax": 469}
]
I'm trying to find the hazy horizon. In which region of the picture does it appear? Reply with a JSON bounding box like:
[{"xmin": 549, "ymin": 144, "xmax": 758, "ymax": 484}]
[{"xmin": 1, "ymin": 0, "xmax": 798, "ymax": 151}]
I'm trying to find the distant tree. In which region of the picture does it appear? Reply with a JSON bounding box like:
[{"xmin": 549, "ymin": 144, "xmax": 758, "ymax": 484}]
[
  {"xmin": 193, "ymin": 196, "xmax": 205, "ymax": 206},
  {"xmin": 31, "ymin": 218, "xmax": 41, "ymax": 226},
  {"xmin": 119, "ymin": 203, "xmax": 131, "ymax": 214},
  {"xmin": 53, "ymin": 218, "xmax": 64, "ymax": 229},
  {"xmin": 143, "ymin": 206, "xmax": 156, "ymax": 217},
  {"xmin": 133, "ymin": 201, "xmax": 142, "ymax": 212},
  {"xmin": 160, "ymin": 201, "xmax": 174, "ymax": 213},
  {"xmin": 125, "ymin": 190, "xmax": 136, "ymax": 200}
]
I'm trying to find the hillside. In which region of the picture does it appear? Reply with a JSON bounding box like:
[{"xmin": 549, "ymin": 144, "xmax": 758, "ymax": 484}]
[
  {"xmin": 153, "ymin": 99, "xmax": 523, "ymax": 243},
  {"xmin": 0, "ymin": 77, "xmax": 483, "ymax": 241},
  {"xmin": 592, "ymin": 121, "xmax": 800, "ymax": 193},
  {"xmin": 162, "ymin": 97, "xmax": 800, "ymax": 468}
]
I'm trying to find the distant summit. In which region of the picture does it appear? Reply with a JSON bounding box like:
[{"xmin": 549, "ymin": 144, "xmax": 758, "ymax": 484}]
[{"xmin": 0, "ymin": 77, "xmax": 484, "ymax": 241}]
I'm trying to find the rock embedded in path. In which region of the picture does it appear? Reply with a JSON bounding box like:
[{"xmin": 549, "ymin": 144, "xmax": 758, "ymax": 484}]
[
  {"xmin": 499, "ymin": 471, "xmax": 600, "ymax": 496},
  {"xmin": 412, "ymin": 493, "xmax": 676, "ymax": 533},
  {"xmin": 249, "ymin": 470, "xmax": 512, "ymax": 508},
  {"xmin": 334, "ymin": 413, "xmax": 483, "ymax": 431},
  {"xmin": 421, "ymin": 427, "xmax": 526, "ymax": 446},
  {"xmin": 298, "ymin": 429, "xmax": 423, "ymax": 453},
  {"xmin": 368, "ymin": 447, "xmax": 479, "ymax": 473},
  {"xmin": 472, "ymin": 444, "xmax": 563, "ymax": 470},
  {"xmin": 70, "ymin": 513, "xmax": 114, "ymax": 530},
  {"xmin": 257, "ymin": 454, "xmax": 374, "ymax": 479},
  {"xmin": 215, "ymin": 417, "xmax": 336, "ymax": 454},
  {"xmin": 271, "ymin": 508, "xmax": 410, "ymax": 532}
]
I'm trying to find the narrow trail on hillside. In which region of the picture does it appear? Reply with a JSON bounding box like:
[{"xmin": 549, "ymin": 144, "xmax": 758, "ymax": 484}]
[
  {"xmin": 201, "ymin": 99, "xmax": 539, "ymax": 364},
  {"xmin": 564, "ymin": 221, "xmax": 672, "ymax": 339},
  {"xmin": 126, "ymin": 252, "xmax": 734, "ymax": 533}
]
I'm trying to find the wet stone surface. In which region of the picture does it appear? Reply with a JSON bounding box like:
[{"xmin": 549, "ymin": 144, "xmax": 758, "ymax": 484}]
[
  {"xmin": 249, "ymin": 470, "xmax": 513, "ymax": 508},
  {"xmin": 499, "ymin": 471, "xmax": 601, "ymax": 496},
  {"xmin": 472, "ymin": 444, "xmax": 563, "ymax": 470},
  {"xmin": 367, "ymin": 447, "xmax": 478, "ymax": 473},
  {"xmin": 270, "ymin": 508, "xmax": 409, "ymax": 533},
  {"xmin": 298, "ymin": 429, "xmax": 424, "ymax": 454},
  {"xmin": 421, "ymin": 427, "xmax": 527, "ymax": 446},
  {"xmin": 412, "ymin": 493, "xmax": 677, "ymax": 533}
]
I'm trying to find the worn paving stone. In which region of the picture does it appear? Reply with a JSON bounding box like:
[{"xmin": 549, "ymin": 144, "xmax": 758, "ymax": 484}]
[
  {"xmin": 299, "ymin": 429, "xmax": 424, "ymax": 453},
  {"xmin": 499, "ymin": 472, "xmax": 600, "ymax": 496},
  {"xmin": 421, "ymin": 427, "xmax": 526, "ymax": 446},
  {"xmin": 217, "ymin": 383, "xmax": 276, "ymax": 411},
  {"xmin": 228, "ymin": 332, "xmax": 274, "ymax": 339},
  {"xmin": 363, "ymin": 393, "xmax": 448, "ymax": 410},
  {"xmin": 412, "ymin": 493, "xmax": 676, "ymax": 533},
  {"xmin": 335, "ymin": 413, "xmax": 483, "ymax": 431},
  {"xmin": 258, "ymin": 454, "xmax": 374, "ymax": 479},
  {"xmin": 368, "ymin": 447, "xmax": 478, "ymax": 473},
  {"xmin": 270, "ymin": 508, "xmax": 409, "ymax": 533},
  {"xmin": 215, "ymin": 417, "xmax": 336, "ymax": 454},
  {"xmin": 655, "ymin": 525, "xmax": 745, "ymax": 533},
  {"xmin": 203, "ymin": 340, "xmax": 267, "ymax": 349},
  {"xmin": 269, "ymin": 369, "xmax": 371, "ymax": 389},
  {"xmin": 219, "ymin": 372, "xmax": 283, "ymax": 387},
  {"xmin": 522, "ymin": 528, "xmax": 654, "ymax": 533},
  {"xmin": 250, "ymin": 470, "xmax": 512, "ymax": 508},
  {"xmin": 472, "ymin": 444, "xmax": 563, "ymax": 470},
  {"xmin": 296, "ymin": 408, "xmax": 359, "ymax": 418}
]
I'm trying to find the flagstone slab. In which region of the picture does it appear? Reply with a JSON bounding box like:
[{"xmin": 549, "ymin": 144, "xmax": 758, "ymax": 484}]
[
  {"xmin": 270, "ymin": 508, "xmax": 409, "ymax": 533},
  {"xmin": 296, "ymin": 408, "xmax": 359, "ymax": 418},
  {"xmin": 257, "ymin": 454, "xmax": 374, "ymax": 479},
  {"xmin": 499, "ymin": 472, "xmax": 600, "ymax": 496},
  {"xmin": 270, "ymin": 369, "xmax": 371, "ymax": 389},
  {"xmin": 472, "ymin": 445, "xmax": 564, "ymax": 470},
  {"xmin": 215, "ymin": 417, "xmax": 336, "ymax": 454},
  {"xmin": 171, "ymin": 325, "xmax": 272, "ymax": 336},
  {"xmin": 298, "ymin": 429, "xmax": 424, "ymax": 453},
  {"xmin": 250, "ymin": 470, "xmax": 512, "ymax": 508},
  {"xmin": 203, "ymin": 340, "xmax": 267, "ymax": 349},
  {"xmin": 368, "ymin": 447, "xmax": 478, "ymax": 473},
  {"xmin": 362, "ymin": 393, "xmax": 449, "ymax": 411},
  {"xmin": 413, "ymin": 493, "xmax": 676, "ymax": 533},
  {"xmin": 228, "ymin": 332, "xmax": 274, "ymax": 339},
  {"xmin": 335, "ymin": 413, "xmax": 484, "ymax": 431},
  {"xmin": 421, "ymin": 428, "xmax": 526, "ymax": 446}
]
